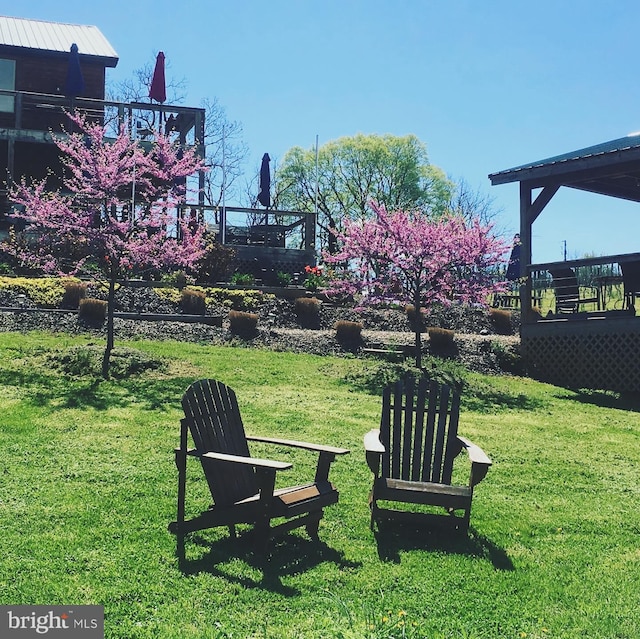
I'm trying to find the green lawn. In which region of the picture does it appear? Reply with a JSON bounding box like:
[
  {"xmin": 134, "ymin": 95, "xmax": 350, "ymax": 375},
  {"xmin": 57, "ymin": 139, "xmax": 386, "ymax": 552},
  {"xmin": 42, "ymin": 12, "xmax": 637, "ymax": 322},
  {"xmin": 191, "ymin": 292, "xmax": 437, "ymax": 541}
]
[{"xmin": 0, "ymin": 332, "xmax": 639, "ymax": 638}]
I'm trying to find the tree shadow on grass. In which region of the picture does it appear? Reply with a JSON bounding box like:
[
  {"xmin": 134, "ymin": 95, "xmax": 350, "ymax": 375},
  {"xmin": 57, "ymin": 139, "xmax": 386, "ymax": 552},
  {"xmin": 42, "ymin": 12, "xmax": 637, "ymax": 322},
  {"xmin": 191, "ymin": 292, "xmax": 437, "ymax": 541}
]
[
  {"xmin": 175, "ymin": 530, "xmax": 361, "ymax": 596},
  {"xmin": 567, "ymin": 388, "xmax": 640, "ymax": 413},
  {"xmin": 0, "ymin": 366, "xmax": 195, "ymax": 412},
  {"xmin": 373, "ymin": 519, "xmax": 514, "ymax": 570}
]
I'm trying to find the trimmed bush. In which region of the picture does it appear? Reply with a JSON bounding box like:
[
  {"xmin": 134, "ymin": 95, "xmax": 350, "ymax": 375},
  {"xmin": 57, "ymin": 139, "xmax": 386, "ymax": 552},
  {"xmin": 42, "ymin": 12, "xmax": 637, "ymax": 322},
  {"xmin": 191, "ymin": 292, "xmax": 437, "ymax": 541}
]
[
  {"xmin": 181, "ymin": 288, "xmax": 206, "ymax": 315},
  {"xmin": 78, "ymin": 298, "xmax": 107, "ymax": 324},
  {"xmin": 427, "ymin": 326, "xmax": 455, "ymax": 348},
  {"xmin": 60, "ymin": 280, "xmax": 87, "ymax": 310},
  {"xmin": 229, "ymin": 310, "xmax": 259, "ymax": 337},
  {"xmin": 489, "ymin": 308, "xmax": 513, "ymax": 335},
  {"xmin": 404, "ymin": 303, "xmax": 425, "ymax": 332},
  {"xmin": 294, "ymin": 296, "xmax": 321, "ymax": 329},
  {"xmin": 335, "ymin": 319, "xmax": 363, "ymax": 346}
]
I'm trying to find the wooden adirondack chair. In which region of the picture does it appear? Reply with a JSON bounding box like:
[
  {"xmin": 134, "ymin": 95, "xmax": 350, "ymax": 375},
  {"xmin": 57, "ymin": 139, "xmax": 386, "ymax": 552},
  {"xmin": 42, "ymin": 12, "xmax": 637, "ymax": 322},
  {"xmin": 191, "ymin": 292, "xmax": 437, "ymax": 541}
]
[
  {"xmin": 168, "ymin": 379, "xmax": 349, "ymax": 549},
  {"xmin": 621, "ymin": 260, "xmax": 640, "ymax": 311},
  {"xmin": 364, "ymin": 377, "xmax": 491, "ymax": 532},
  {"xmin": 548, "ymin": 267, "xmax": 600, "ymax": 314}
]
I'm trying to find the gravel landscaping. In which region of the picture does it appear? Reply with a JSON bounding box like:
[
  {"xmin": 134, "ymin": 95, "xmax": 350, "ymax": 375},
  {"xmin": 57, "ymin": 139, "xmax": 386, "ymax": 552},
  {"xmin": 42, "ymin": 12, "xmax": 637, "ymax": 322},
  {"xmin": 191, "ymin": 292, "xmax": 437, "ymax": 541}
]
[{"xmin": 0, "ymin": 286, "xmax": 522, "ymax": 375}]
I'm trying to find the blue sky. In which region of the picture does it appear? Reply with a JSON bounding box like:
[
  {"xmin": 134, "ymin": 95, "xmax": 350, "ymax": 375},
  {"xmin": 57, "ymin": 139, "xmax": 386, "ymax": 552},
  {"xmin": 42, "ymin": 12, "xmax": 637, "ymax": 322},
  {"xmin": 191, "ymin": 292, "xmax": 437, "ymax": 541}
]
[{"xmin": 15, "ymin": 0, "xmax": 640, "ymax": 263}]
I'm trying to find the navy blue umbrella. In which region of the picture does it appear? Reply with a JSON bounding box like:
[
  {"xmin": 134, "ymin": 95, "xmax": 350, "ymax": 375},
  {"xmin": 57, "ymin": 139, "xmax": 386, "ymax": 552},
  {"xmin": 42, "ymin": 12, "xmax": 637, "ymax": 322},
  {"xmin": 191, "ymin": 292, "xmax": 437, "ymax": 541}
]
[
  {"xmin": 64, "ymin": 43, "xmax": 85, "ymax": 98},
  {"xmin": 506, "ymin": 234, "xmax": 521, "ymax": 281},
  {"xmin": 257, "ymin": 153, "xmax": 271, "ymax": 208}
]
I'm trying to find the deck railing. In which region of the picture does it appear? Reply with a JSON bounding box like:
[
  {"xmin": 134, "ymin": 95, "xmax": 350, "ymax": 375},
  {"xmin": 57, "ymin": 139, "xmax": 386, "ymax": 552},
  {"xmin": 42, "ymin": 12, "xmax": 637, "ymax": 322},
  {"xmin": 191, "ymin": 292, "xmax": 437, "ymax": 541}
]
[
  {"xmin": 520, "ymin": 252, "xmax": 640, "ymax": 321},
  {"xmin": 0, "ymin": 89, "xmax": 205, "ymax": 149},
  {"xmin": 178, "ymin": 205, "xmax": 315, "ymax": 252}
]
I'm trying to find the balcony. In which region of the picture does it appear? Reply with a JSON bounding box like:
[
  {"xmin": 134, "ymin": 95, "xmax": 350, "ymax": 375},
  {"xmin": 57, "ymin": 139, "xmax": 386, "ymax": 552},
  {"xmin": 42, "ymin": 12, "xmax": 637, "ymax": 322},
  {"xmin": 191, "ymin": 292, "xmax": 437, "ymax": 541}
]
[{"xmin": 0, "ymin": 88, "xmax": 205, "ymax": 149}]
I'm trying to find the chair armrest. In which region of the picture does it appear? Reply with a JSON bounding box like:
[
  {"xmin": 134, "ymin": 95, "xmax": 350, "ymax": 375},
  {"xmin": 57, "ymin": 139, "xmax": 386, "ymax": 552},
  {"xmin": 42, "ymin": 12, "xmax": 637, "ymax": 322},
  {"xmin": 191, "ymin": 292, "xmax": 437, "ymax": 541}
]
[
  {"xmin": 364, "ymin": 429, "xmax": 385, "ymax": 453},
  {"xmin": 202, "ymin": 451, "xmax": 292, "ymax": 471},
  {"xmin": 247, "ymin": 436, "xmax": 349, "ymax": 484},
  {"xmin": 458, "ymin": 436, "xmax": 492, "ymax": 487},
  {"xmin": 364, "ymin": 429, "xmax": 385, "ymax": 475},
  {"xmin": 247, "ymin": 435, "xmax": 349, "ymax": 456}
]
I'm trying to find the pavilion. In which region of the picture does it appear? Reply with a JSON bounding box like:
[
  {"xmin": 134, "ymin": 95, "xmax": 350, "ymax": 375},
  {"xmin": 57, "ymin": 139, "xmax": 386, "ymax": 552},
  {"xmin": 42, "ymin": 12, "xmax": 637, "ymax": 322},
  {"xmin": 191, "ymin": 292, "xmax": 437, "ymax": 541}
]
[{"xmin": 489, "ymin": 136, "xmax": 640, "ymax": 392}]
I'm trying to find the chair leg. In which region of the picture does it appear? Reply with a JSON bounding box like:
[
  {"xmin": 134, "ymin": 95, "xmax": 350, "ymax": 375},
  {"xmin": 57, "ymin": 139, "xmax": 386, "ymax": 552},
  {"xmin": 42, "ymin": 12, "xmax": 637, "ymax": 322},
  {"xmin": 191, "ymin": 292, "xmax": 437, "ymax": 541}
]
[
  {"xmin": 369, "ymin": 491, "xmax": 377, "ymax": 530},
  {"xmin": 305, "ymin": 511, "xmax": 323, "ymax": 540},
  {"xmin": 252, "ymin": 523, "xmax": 271, "ymax": 553},
  {"xmin": 171, "ymin": 447, "xmax": 187, "ymax": 533}
]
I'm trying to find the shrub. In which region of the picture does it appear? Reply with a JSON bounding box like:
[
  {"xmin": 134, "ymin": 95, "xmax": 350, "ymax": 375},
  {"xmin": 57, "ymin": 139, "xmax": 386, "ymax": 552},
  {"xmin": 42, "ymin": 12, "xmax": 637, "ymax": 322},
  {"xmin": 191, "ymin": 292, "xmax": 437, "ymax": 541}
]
[
  {"xmin": 0, "ymin": 276, "xmax": 66, "ymax": 308},
  {"xmin": 181, "ymin": 288, "xmax": 206, "ymax": 315},
  {"xmin": 294, "ymin": 296, "xmax": 321, "ymax": 329},
  {"xmin": 162, "ymin": 270, "xmax": 191, "ymax": 290},
  {"xmin": 231, "ymin": 272, "xmax": 255, "ymax": 286},
  {"xmin": 197, "ymin": 234, "xmax": 236, "ymax": 283},
  {"xmin": 60, "ymin": 280, "xmax": 87, "ymax": 310},
  {"xmin": 404, "ymin": 304, "xmax": 425, "ymax": 332},
  {"xmin": 78, "ymin": 298, "xmax": 107, "ymax": 324},
  {"xmin": 229, "ymin": 310, "xmax": 259, "ymax": 337},
  {"xmin": 491, "ymin": 340, "xmax": 525, "ymax": 375},
  {"xmin": 277, "ymin": 271, "xmax": 293, "ymax": 286},
  {"xmin": 155, "ymin": 286, "xmax": 272, "ymax": 311},
  {"xmin": 489, "ymin": 308, "xmax": 513, "ymax": 335},
  {"xmin": 335, "ymin": 319, "xmax": 363, "ymax": 346},
  {"xmin": 427, "ymin": 326, "xmax": 455, "ymax": 348}
]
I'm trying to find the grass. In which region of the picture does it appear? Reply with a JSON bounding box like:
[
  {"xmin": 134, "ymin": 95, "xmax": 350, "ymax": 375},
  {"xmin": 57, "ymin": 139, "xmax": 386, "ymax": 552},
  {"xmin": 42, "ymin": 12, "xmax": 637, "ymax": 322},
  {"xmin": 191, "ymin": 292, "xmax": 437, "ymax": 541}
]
[{"xmin": 0, "ymin": 331, "xmax": 639, "ymax": 638}]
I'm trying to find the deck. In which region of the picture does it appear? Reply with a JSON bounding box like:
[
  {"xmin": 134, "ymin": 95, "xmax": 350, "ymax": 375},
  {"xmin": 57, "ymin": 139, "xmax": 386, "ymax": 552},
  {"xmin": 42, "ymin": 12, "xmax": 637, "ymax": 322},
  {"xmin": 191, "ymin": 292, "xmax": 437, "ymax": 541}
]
[{"xmin": 511, "ymin": 253, "xmax": 640, "ymax": 392}]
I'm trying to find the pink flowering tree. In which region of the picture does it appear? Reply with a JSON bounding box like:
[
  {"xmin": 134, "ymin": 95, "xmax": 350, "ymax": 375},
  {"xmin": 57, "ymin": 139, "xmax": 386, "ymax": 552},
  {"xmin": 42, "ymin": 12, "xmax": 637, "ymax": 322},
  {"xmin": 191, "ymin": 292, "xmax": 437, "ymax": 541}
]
[
  {"xmin": 324, "ymin": 201, "xmax": 509, "ymax": 368},
  {"xmin": 5, "ymin": 112, "xmax": 207, "ymax": 377}
]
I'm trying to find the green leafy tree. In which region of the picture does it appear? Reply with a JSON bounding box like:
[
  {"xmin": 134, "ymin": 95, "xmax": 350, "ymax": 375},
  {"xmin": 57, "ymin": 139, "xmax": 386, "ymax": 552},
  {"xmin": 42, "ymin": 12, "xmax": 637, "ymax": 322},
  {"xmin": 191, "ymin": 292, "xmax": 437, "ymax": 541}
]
[{"xmin": 274, "ymin": 134, "xmax": 454, "ymax": 253}]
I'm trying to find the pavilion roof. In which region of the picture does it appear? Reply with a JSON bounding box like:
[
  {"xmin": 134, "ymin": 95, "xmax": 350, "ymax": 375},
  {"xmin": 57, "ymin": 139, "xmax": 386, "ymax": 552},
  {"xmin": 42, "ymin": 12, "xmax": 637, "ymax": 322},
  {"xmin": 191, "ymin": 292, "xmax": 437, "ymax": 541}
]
[{"xmin": 489, "ymin": 134, "xmax": 640, "ymax": 202}]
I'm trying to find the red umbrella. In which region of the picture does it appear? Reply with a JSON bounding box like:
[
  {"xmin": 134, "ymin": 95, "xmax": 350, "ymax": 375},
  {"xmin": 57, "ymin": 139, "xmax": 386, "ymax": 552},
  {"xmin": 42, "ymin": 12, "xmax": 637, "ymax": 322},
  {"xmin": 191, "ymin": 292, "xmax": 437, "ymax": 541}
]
[{"xmin": 149, "ymin": 52, "xmax": 166, "ymax": 103}]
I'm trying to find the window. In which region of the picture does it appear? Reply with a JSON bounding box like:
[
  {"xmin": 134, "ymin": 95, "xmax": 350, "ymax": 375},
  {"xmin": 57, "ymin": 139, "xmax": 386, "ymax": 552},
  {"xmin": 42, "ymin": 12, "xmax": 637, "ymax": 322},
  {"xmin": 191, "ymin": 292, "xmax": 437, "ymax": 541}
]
[{"xmin": 0, "ymin": 59, "xmax": 16, "ymax": 112}]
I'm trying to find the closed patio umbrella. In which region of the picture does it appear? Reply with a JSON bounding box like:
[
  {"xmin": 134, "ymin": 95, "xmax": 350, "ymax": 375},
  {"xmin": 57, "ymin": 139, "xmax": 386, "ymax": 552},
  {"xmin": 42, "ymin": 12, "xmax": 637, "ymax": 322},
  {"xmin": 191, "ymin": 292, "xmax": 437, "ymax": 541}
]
[
  {"xmin": 257, "ymin": 153, "xmax": 271, "ymax": 208},
  {"xmin": 64, "ymin": 43, "xmax": 85, "ymax": 98},
  {"xmin": 506, "ymin": 233, "xmax": 521, "ymax": 282},
  {"xmin": 149, "ymin": 51, "xmax": 166, "ymax": 104}
]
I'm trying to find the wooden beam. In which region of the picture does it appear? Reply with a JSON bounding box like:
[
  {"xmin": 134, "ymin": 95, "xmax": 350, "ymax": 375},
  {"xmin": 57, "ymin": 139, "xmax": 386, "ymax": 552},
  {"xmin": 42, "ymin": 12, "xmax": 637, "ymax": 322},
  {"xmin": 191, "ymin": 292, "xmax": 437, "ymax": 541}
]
[{"xmin": 526, "ymin": 183, "xmax": 559, "ymax": 225}]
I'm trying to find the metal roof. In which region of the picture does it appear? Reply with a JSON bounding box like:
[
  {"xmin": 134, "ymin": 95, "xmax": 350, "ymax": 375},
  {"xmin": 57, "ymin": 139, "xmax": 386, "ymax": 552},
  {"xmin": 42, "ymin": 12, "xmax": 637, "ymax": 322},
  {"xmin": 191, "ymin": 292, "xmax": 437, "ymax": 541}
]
[
  {"xmin": 0, "ymin": 15, "xmax": 118, "ymax": 66},
  {"xmin": 488, "ymin": 134, "xmax": 640, "ymax": 202}
]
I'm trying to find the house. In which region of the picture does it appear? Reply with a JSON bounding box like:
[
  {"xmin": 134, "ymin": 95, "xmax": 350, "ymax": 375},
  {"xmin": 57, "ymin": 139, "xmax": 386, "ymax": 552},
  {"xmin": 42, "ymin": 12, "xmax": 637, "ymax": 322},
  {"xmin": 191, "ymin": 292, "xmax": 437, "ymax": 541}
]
[
  {"xmin": 0, "ymin": 15, "xmax": 315, "ymax": 283},
  {"xmin": 0, "ymin": 15, "xmax": 119, "ymax": 192}
]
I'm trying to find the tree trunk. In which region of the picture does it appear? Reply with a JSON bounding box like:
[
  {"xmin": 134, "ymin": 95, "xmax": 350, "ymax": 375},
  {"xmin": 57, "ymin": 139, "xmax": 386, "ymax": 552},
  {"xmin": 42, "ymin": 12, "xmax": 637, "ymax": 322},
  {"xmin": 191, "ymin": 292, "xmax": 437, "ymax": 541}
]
[
  {"xmin": 102, "ymin": 276, "xmax": 116, "ymax": 378},
  {"xmin": 414, "ymin": 290, "xmax": 422, "ymax": 369}
]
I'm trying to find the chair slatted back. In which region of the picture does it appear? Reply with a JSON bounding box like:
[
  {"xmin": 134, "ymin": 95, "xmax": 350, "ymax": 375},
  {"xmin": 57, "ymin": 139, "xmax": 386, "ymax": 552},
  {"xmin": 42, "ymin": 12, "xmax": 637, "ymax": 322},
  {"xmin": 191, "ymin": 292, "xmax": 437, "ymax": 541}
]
[
  {"xmin": 182, "ymin": 379, "xmax": 258, "ymax": 507},
  {"xmin": 549, "ymin": 267, "xmax": 580, "ymax": 310},
  {"xmin": 380, "ymin": 377, "xmax": 461, "ymax": 485},
  {"xmin": 621, "ymin": 261, "xmax": 640, "ymax": 308}
]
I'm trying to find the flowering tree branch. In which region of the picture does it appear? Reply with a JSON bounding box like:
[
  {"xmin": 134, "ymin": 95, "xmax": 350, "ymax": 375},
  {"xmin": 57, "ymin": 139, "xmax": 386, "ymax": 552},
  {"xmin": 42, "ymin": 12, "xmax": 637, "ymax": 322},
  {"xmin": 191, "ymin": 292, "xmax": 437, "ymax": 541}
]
[
  {"xmin": 323, "ymin": 201, "xmax": 509, "ymax": 367},
  {"xmin": 4, "ymin": 111, "xmax": 207, "ymax": 376}
]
